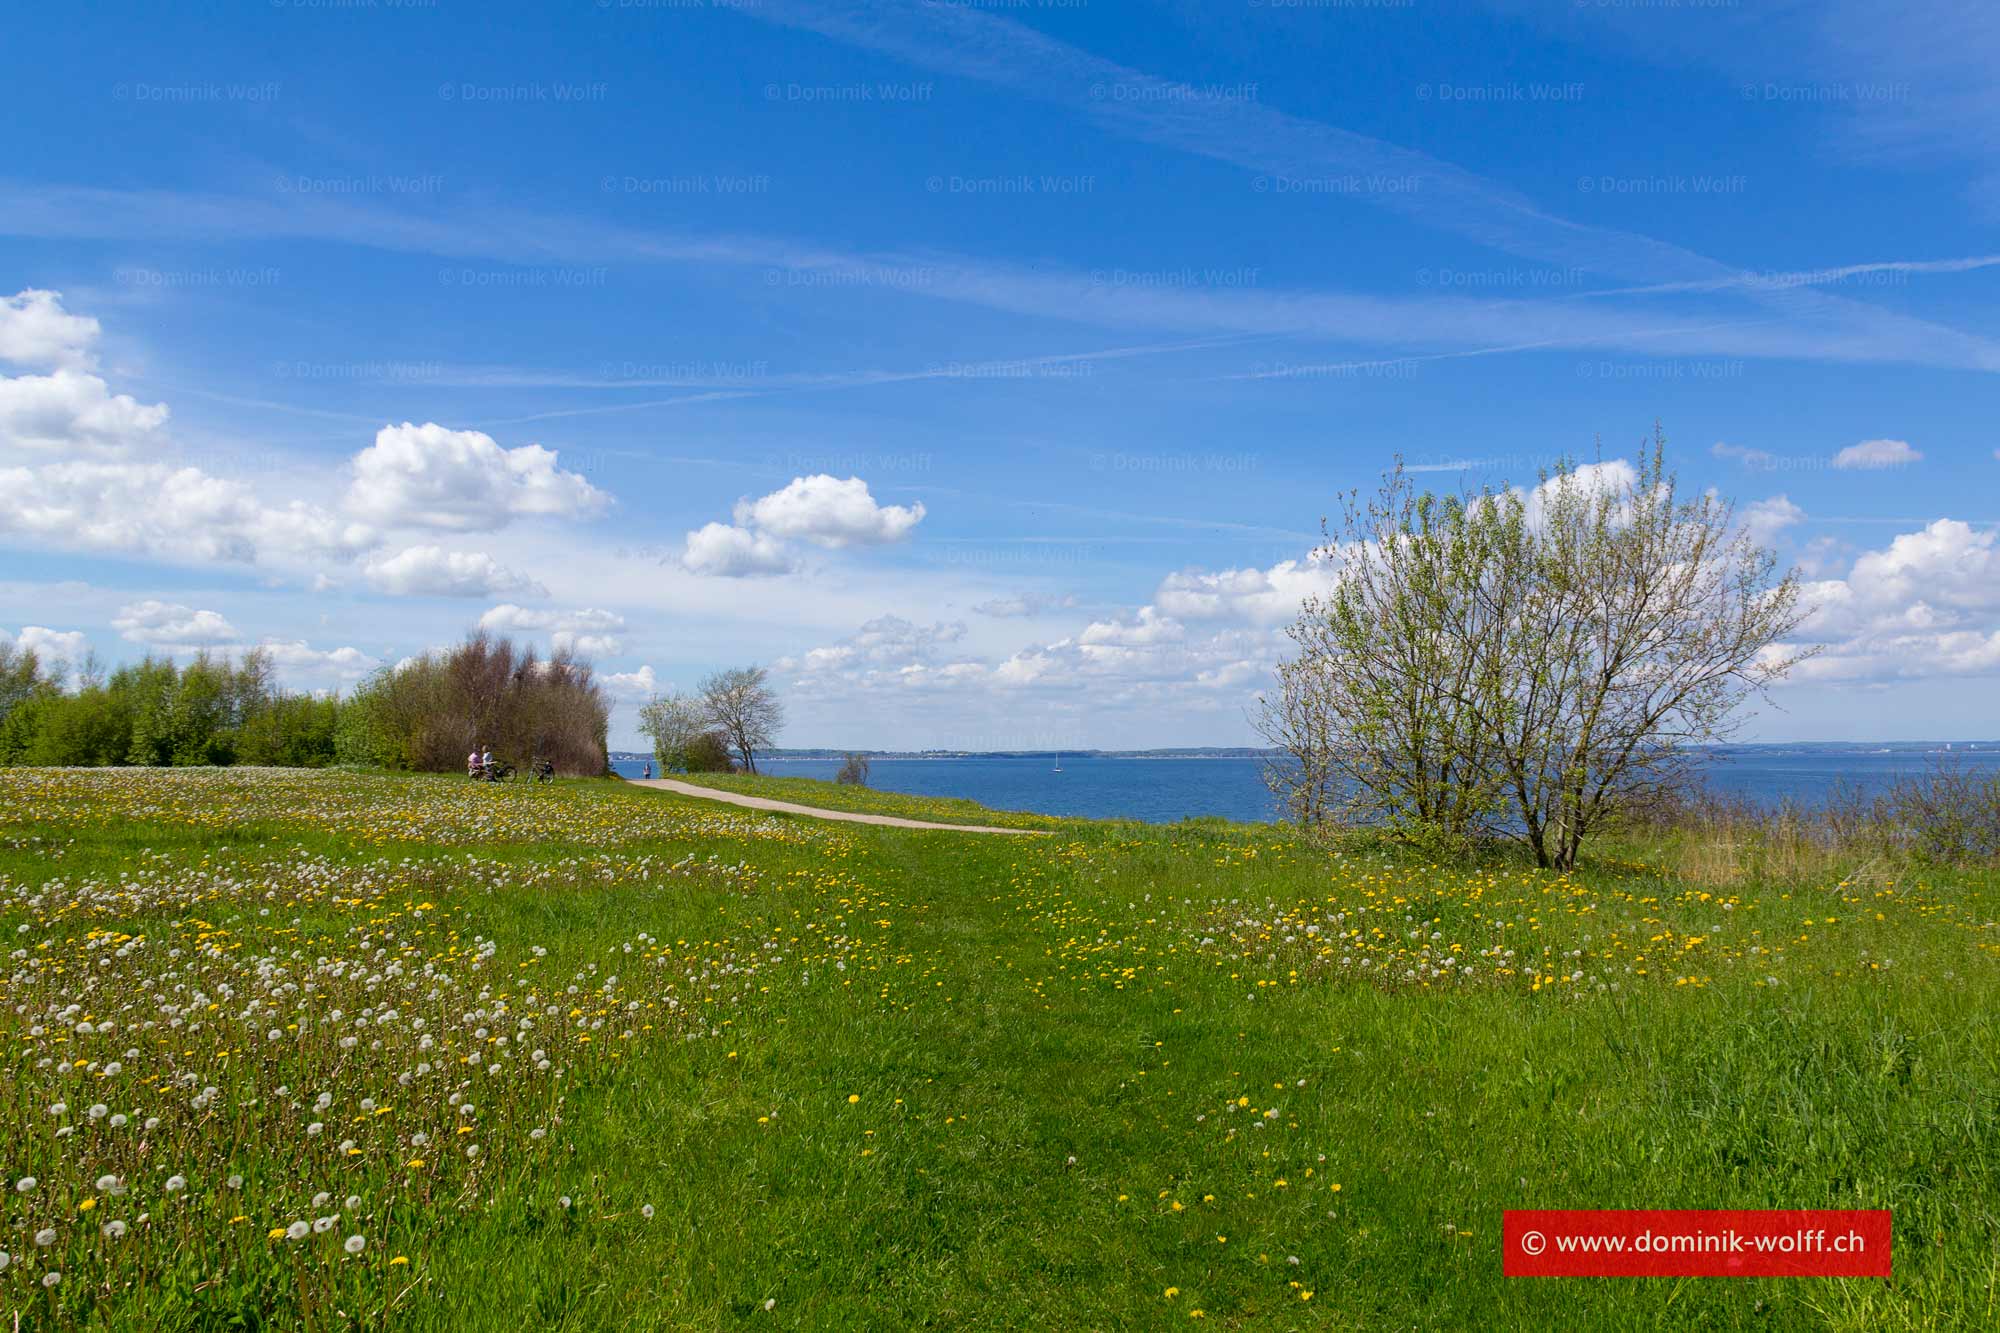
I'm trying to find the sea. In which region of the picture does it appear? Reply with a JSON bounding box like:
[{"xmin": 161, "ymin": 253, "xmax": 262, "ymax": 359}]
[{"xmin": 610, "ymin": 743, "xmax": 2000, "ymax": 826}]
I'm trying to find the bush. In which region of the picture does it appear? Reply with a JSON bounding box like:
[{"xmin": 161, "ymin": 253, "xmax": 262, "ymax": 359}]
[
  {"xmin": 836, "ymin": 753, "xmax": 871, "ymax": 786},
  {"xmin": 684, "ymin": 732, "xmax": 735, "ymax": 773},
  {"xmin": 342, "ymin": 632, "xmax": 609, "ymax": 776}
]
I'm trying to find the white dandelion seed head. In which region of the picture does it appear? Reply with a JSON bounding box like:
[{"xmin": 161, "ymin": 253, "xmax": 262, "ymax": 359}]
[
  {"xmin": 286, "ymin": 1221, "xmax": 309, "ymax": 1241},
  {"xmin": 307, "ymin": 1122, "xmax": 324, "ymax": 1136},
  {"xmin": 345, "ymin": 1235, "xmax": 365, "ymax": 1254},
  {"xmin": 312, "ymin": 1192, "xmax": 331, "ymax": 1209},
  {"xmin": 641, "ymin": 1204, "xmax": 655, "ymax": 1218},
  {"xmin": 16, "ymin": 1177, "xmax": 36, "ymax": 1193},
  {"xmin": 165, "ymin": 1175, "xmax": 186, "ymax": 1192},
  {"xmin": 43, "ymin": 1271, "xmax": 61, "ymax": 1288},
  {"xmin": 34, "ymin": 1228, "xmax": 57, "ymax": 1247}
]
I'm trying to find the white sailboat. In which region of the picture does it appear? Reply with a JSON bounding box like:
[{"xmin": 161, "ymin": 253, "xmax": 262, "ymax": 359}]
[{"xmin": 1052, "ymin": 751, "xmax": 1063, "ymax": 773}]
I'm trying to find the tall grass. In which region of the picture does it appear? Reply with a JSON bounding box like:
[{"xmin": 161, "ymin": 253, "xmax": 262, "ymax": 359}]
[{"xmin": 1614, "ymin": 760, "xmax": 2000, "ymax": 888}]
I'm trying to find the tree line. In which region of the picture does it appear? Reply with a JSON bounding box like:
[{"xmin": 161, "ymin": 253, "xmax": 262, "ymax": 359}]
[
  {"xmin": 0, "ymin": 631, "xmax": 619, "ymax": 776},
  {"xmin": 0, "ymin": 646, "xmax": 340, "ymax": 768}
]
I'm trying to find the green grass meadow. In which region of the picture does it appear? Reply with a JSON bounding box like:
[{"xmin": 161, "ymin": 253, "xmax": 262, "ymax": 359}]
[{"xmin": 1, "ymin": 767, "xmax": 1994, "ymax": 1329}]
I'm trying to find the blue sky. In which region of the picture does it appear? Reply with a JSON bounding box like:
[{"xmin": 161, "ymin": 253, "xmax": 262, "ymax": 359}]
[{"xmin": 3, "ymin": 0, "xmax": 1997, "ymax": 749}]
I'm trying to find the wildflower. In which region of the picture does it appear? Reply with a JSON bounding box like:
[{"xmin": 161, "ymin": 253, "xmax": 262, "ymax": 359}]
[
  {"xmin": 313, "ymin": 1216, "xmax": 338, "ymax": 1234},
  {"xmin": 88, "ymin": 1103, "xmax": 108, "ymax": 1119},
  {"xmin": 307, "ymin": 1122, "xmax": 324, "ymax": 1136},
  {"xmin": 345, "ymin": 1235, "xmax": 365, "ymax": 1255},
  {"xmin": 96, "ymin": 1174, "xmax": 120, "ymax": 1193},
  {"xmin": 103, "ymin": 1220, "xmax": 128, "ymax": 1239},
  {"xmin": 35, "ymin": 1229, "xmax": 58, "ymax": 1247},
  {"xmin": 165, "ymin": 1175, "xmax": 187, "ymax": 1192},
  {"xmin": 16, "ymin": 1177, "xmax": 36, "ymax": 1193},
  {"xmin": 79, "ymin": 1198, "xmax": 97, "ymax": 1212},
  {"xmin": 110, "ymin": 1114, "xmax": 127, "ymax": 1128},
  {"xmin": 848, "ymin": 1094, "xmax": 860, "ymax": 1103},
  {"xmin": 0, "ymin": 1252, "xmax": 8, "ymax": 1270},
  {"xmin": 1164, "ymin": 1287, "xmax": 1179, "ymax": 1298},
  {"xmin": 287, "ymin": 1221, "xmax": 310, "ymax": 1241},
  {"xmin": 227, "ymin": 1174, "xmax": 244, "ymax": 1190},
  {"xmin": 391, "ymin": 1255, "xmax": 409, "ymax": 1265},
  {"xmin": 345, "ymin": 1195, "xmax": 362, "ymax": 1211},
  {"xmin": 313, "ymin": 1193, "xmax": 331, "ymax": 1209},
  {"xmin": 43, "ymin": 1272, "xmax": 61, "ymax": 1289},
  {"xmin": 763, "ymin": 1299, "xmax": 776, "ymax": 1312},
  {"xmin": 267, "ymin": 1227, "xmax": 287, "ymax": 1240}
]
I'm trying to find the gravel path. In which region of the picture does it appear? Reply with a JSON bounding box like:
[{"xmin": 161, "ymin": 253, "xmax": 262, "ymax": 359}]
[{"xmin": 629, "ymin": 777, "xmax": 1050, "ymax": 835}]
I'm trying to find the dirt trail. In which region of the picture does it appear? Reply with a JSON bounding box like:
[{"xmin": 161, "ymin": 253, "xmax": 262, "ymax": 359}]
[{"xmin": 629, "ymin": 777, "xmax": 1050, "ymax": 835}]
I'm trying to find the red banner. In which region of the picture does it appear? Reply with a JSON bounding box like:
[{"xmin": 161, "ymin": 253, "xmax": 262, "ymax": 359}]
[{"xmin": 1503, "ymin": 1209, "xmax": 1892, "ymax": 1278}]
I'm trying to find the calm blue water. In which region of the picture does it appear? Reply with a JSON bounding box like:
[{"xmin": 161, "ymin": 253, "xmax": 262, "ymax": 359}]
[{"xmin": 611, "ymin": 745, "xmax": 2000, "ymax": 826}]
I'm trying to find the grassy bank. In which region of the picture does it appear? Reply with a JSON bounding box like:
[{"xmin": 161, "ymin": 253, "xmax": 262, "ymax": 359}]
[{"xmin": 1, "ymin": 768, "xmax": 1994, "ymax": 1329}]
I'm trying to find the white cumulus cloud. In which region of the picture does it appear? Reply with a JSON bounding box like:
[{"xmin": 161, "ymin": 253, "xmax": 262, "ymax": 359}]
[
  {"xmin": 346, "ymin": 422, "xmax": 608, "ymax": 531},
  {"xmin": 112, "ymin": 601, "xmax": 239, "ymax": 648},
  {"xmin": 1831, "ymin": 438, "xmax": 1922, "ymax": 470},
  {"xmin": 681, "ymin": 521, "xmax": 795, "ymax": 578},
  {"xmin": 0, "ymin": 368, "xmax": 169, "ymax": 455},
  {"xmin": 363, "ymin": 545, "xmax": 546, "ymax": 598},
  {"xmin": 0, "ymin": 289, "xmax": 100, "ymax": 370},
  {"xmin": 1, "ymin": 624, "xmax": 90, "ymax": 668},
  {"xmin": 733, "ymin": 474, "xmax": 925, "ymax": 548}
]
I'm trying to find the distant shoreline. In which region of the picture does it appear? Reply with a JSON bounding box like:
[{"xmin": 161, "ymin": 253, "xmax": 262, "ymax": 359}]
[{"xmin": 610, "ymin": 741, "xmax": 1998, "ymax": 763}]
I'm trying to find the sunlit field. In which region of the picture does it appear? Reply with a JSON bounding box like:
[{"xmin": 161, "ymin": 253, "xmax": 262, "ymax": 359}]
[{"xmin": 3, "ymin": 769, "xmax": 1995, "ymax": 1329}]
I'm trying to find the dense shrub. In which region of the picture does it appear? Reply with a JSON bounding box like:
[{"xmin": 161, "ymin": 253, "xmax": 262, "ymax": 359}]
[
  {"xmin": 344, "ymin": 632, "xmax": 609, "ymax": 776},
  {"xmin": 683, "ymin": 731, "xmax": 736, "ymax": 773},
  {"xmin": 836, "ymin": 753, "xmax": 871, "ymax": 786}
]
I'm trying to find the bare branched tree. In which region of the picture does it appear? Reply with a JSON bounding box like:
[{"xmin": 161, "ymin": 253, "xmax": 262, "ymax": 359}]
[
  {"xmin": 699, "ymin": 666, "xmax": 784, "ymax": 774},
  {"xmin": 636, "ymin": 690, "xmax": 708, "ymax": 773},
  {"xmin": 1262, "ymin": 431, "xmax": 1815, "ymax": 869}
]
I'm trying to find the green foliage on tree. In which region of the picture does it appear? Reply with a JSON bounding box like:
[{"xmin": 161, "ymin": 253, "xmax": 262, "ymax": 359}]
[{"xmin": 1262, "ymin": 432, "xmax": 1814, "ymax": 870}]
